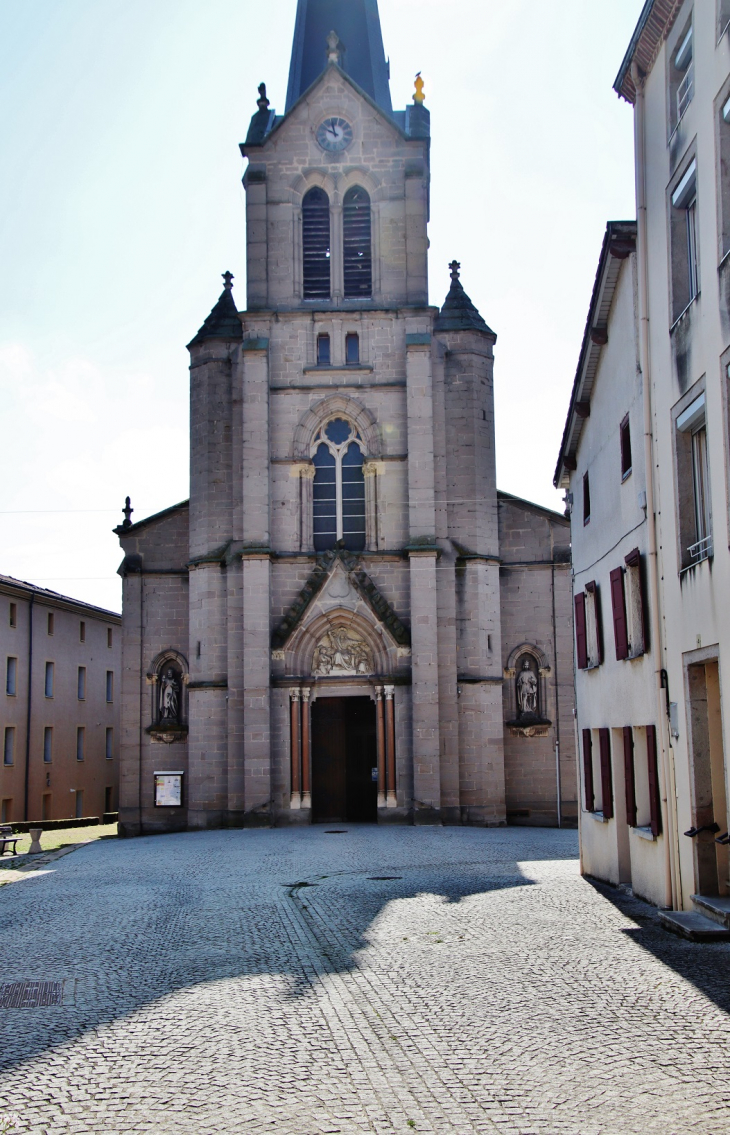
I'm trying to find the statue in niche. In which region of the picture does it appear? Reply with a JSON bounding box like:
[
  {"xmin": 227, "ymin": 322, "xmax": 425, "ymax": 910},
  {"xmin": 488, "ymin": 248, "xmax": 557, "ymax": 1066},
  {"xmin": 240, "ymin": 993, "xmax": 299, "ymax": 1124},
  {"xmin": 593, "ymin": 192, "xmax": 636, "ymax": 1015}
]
[
  {"xmin": 516, "ymin": 659, "xmax": 538, "ymax": 718},
  {"xmin": 313, "ymin": 627, "xmax": 373, "ymax": 675},
  {"xmin": 160, "ymin": 668, "xmax": 180, "ymax": 721}
]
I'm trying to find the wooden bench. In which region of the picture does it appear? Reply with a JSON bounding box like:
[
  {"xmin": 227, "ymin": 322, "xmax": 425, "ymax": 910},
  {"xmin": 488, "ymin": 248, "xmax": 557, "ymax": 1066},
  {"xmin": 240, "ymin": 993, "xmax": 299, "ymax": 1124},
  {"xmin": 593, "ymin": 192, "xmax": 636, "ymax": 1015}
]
[{"xmin": 0, "ymin": 825, "xmax": 21, "ymax": 856}]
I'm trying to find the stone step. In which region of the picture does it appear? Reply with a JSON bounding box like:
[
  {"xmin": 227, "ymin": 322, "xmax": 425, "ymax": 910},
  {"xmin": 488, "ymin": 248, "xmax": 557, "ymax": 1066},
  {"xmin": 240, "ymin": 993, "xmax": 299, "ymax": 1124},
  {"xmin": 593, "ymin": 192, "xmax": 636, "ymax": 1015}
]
[
  {"xmin": 691, "ymin": 894, "xmax": 730, "ymax": 928},
  {"xmin": 658, "ymin": 909, "xmax": 730, "ymax": 942}
]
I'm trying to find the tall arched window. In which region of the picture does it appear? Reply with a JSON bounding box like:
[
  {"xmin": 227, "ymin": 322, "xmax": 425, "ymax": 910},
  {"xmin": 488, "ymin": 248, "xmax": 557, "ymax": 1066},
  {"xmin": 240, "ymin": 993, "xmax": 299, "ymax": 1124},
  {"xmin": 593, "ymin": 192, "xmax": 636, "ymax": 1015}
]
[
  {"xmin": 302, "ymin": 187, "xmax": 331, "ymax": 299},
  {"xmin": 343, "ymin": 186, "xmax": 372, "ymax": 298},
  {"xmin": 312, "ymin": 418, "xmax": 365, "ymax": 551}
]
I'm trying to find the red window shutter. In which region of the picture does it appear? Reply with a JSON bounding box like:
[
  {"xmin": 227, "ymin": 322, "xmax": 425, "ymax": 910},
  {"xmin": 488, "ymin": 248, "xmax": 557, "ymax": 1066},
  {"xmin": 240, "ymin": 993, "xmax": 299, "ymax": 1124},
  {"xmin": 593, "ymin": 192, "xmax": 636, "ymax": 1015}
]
[
  {"xmin": 599, "ymin": 727, "xmax": 613, "ymax": 818},
  {"xmin": 610, "ymin": 567, "xmax": 629, "ymax": 660},
  {"xmin": 647, "ymin": 724, "xmax": 662, "ymax": 837},
  {"xmin": 623, "ymin": 726, "xmax": 637, "ymax": 827},
  {"xmin": 574, "ymin": 593, "xmax": 588, "ymax": 669},
  {"xmin": 582, "ymin": 728, "xmax": 594, "ymax": 811}
]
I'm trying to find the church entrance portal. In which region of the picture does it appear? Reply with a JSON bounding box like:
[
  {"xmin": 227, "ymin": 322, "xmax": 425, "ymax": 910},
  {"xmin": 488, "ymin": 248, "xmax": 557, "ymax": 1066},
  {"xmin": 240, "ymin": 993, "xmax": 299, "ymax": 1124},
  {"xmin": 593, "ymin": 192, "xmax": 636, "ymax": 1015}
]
[{"xmin": 311, "ymin": 696, "xmax": 377, "ymax": 823}]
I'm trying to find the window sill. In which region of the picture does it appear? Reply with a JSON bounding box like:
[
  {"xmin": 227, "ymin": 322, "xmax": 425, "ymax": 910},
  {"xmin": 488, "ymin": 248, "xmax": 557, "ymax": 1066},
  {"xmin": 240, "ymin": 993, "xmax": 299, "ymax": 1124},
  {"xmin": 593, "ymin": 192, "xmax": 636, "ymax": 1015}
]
[
  {"xmin": 670, "ymin": 293, "xmax": 700, "ymax": 333},
  {"xmin": 588, "ymin": 811, "xmax": 609, "ymax": 823},
  {"xmin": 631, "ymin": 825, "xmax": 657, "ymax": 841},
  {"xmin": 303, "ymin": 364, "xmax": 373, "ymax": 375},
  {"xmin": 621, "ymin": 468, "xmax": 632, "ymax": 482},
  {"xmin": 627, "ymin": 649, "xmax": 646, "ymax": 661}
]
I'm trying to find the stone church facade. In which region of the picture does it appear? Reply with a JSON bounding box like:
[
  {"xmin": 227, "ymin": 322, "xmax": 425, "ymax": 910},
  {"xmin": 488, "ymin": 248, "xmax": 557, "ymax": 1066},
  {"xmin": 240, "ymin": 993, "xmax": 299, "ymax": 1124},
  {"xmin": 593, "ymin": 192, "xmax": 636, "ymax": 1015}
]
[{"xmin": 115, "ymin": 0, "xmax": 576, "ymax": 835}]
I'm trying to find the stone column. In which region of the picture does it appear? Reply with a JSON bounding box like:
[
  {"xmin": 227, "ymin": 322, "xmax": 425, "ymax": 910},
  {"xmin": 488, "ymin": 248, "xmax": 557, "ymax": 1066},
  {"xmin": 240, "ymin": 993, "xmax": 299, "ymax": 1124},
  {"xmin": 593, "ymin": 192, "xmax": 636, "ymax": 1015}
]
[
  {"xmin": 406, "ymin": 332, "xmax": 442, "ymax": 823},
  {"xmin": 331, "ymin": 203, "xmax": 343, "ymax": 301},
  {"xmin": 363, "ymin": 461, "xmax": 382, "ymax": 552},
  {"xmin": 385, "ymin": 684, "xmax": 397, "ymax": 807},
  {"xmin": 241, "ymin": 338, "xmax": 272, "ymax": 824},
  {"xmin": 290, "ymin": 688, "xmax": 301, "ymax": 809},
  {"xmin": 292, "ymin": 462, "xmax": 315, "ymax": 554},
  {"xmin": 375, "ymin": 686, "xmax": 386, "ymax": 808},
  {"xmin": 301, "ymin": 688, "xmax": 312, "ymax": 810}
]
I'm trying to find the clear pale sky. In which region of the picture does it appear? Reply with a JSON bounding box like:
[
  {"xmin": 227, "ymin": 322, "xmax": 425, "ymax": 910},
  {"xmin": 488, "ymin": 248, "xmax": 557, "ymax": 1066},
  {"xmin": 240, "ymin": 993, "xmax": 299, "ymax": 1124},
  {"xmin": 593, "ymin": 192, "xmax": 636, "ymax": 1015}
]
[{"xmin": 0, "ymin": 0, "xmax": 642, "ymax": 612}]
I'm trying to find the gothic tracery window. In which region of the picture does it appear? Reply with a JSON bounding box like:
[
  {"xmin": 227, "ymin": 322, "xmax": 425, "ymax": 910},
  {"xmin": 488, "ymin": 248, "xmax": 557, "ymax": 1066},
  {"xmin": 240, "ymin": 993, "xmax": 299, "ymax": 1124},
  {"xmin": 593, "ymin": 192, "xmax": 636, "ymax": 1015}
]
[
  {"xmin": 312, "ymin": 417, "xmax": 365, "ymax": 551},
  {"xmin": 302, "ymin": 187, "xmax": 331, "ymax": 299},
  {"xmin": 343, "ymin": 186, "xmax": 372, "ymax": 298}
]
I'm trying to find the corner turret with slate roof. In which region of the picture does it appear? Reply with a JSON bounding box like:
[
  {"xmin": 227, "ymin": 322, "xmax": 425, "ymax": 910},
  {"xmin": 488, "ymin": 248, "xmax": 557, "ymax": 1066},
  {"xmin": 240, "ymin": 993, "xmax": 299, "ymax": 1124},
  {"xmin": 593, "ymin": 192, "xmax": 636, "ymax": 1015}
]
[
  {"xmin": 187, "ymin": 272, "xmax": 242, "ymax": 349},
  {"xmin": 434, "ymin": 261, "xmax": 495, "ymax": 337}
]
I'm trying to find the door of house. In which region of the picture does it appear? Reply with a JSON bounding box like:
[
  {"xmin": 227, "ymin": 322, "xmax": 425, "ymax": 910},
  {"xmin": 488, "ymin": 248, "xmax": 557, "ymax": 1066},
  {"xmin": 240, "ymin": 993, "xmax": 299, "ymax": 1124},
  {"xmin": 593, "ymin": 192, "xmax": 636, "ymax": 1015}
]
[
  {"xmin": 687, "ymin": 660, "xmax": 729, "ymax": 896},
  {"xmin": 311, "ymin": 696, "xmax": 377, "ymax": 823}
]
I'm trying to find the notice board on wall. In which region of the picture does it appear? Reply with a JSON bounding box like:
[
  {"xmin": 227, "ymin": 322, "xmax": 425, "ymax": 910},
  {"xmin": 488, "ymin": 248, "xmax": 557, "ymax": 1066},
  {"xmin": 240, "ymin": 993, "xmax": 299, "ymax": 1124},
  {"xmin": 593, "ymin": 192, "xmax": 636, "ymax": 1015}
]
[{"xmin": 154, "ymin": 772, "xmax": 184, "ymax": 807}]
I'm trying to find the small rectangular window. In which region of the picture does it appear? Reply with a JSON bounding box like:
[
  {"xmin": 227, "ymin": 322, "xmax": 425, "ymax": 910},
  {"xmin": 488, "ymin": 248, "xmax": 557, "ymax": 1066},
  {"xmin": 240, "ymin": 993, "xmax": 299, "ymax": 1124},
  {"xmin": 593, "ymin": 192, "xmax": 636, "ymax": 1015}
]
[
  {"xmin": 106, "ymin": 671, "xmax": 114, "ymax": 703},
  {"xmin": 43, "ymin": 727, "xmax": 53, "ymax": 764},
  {"xmin": 105, "ymin": 727, "xmax": 113, "ymax": 760},
  {"xmin": 620, "ymin": 415, "xmax": 632, "ymax": 478},
  {"xmin": 42, "ymin": 794, "xmax": 51, "ymax": 822},
  {"xmin": 675, "ymin": 391, "xmax": 712, "ymax": 566},
  {"xmin": 668, "ymin": 20, "xmax": 693, "ymax": 134},
  {"xmin": 75, "ymin": 790, "xmax": 83, "ymax": 819},
  {"xmin": 317, "ymin": 333, "xmax": 331, "ymax": 366},
  {"xmin": 583, "ymin": 471, "xmax": 591, "ymax": 525},
  {"xmin": 45, "ymin": 661, "xmax": 54, "ymax": 698},
  {"xmin": 107, "ymin": 628, "xmax": 113, "ymax": 649},
  {"xmin": 670, "ymin": 159, "xmax": 699, "ymax": 321},
  {"xmin": 3, "ymin": 728, "xmax": 14, "ymax": 767},
  {"xmin": 345, "ymin": 333, "xmax": 360, "ymax": 364},
  {"xmin": 76, "ymin": 727, "xmax": 85, "ymax": 762},
  {"xmin": 79, "ymin": 621, "xmax": 86, "ymax": 643},
  {"xmin": 47, "ymin": 611, "xmax": 54, "ymax": 635},
  {"xmin": 6, "ymin": 657, "xmax": 17, "ymax": 696},
  {"xmin": 1, "ymin": 800, "xmax": 11, "ymax": 824},
  {"xmin": 9, "ymin": 603, "xmax": 16, "ymax": 628},
  {"xmin": 77, "ymin": 666, "xmax": 86, "ymax": 701}
]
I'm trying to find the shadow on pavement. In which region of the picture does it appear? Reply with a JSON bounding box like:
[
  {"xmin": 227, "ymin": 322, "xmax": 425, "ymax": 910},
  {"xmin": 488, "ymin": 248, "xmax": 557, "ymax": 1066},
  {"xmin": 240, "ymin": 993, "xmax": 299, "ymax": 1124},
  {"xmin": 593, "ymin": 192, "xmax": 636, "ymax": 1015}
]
[
  {"xmin": 587, "ymin": 878, "xmax": 730, "ymax": 1016},
  {"xmin": 0, "ymin": 825, "xmax": 576, "ymax": 1074}
]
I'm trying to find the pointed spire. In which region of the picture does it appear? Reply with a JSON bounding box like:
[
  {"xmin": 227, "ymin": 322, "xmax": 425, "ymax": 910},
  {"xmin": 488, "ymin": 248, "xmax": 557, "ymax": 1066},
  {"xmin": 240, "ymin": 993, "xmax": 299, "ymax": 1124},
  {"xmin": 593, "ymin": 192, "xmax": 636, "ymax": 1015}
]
[
  {"xmin": 187, "ymin": 273, "xmax": 242, "ymax": 349},
  {"xmin": 285, "ymin": 0, "xmax": 392, "ymax": 114},
  {"xmin": 434, "ymin": 261, "xmax": 495, "ymax": 337}
]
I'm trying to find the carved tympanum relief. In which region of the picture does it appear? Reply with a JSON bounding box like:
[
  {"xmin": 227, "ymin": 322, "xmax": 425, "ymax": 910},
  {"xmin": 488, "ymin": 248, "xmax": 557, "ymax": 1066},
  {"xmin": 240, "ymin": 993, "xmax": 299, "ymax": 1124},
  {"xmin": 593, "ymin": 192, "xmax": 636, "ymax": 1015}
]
[{"xmin": 312, "ymin": 626, "xmax": 374, "ymax": 675}]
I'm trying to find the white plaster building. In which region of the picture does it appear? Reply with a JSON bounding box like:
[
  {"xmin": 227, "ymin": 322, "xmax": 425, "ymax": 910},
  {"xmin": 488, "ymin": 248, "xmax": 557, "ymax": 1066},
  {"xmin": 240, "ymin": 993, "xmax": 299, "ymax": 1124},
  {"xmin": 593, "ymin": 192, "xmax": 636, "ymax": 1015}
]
[
  {"xmin": 557, "ymin": 0, "xmax": 730, "ymax": 933},
  {"xmin": 116, "ymin": 0, "xmax": 575, "ymax": 835}
]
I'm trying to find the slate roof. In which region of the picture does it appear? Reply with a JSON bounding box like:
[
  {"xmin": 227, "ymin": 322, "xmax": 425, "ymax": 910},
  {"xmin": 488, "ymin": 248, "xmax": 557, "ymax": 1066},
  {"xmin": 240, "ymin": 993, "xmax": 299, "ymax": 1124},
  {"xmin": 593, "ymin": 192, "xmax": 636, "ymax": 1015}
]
[
  {"xmin": 285, "ymin": 0, "xmax": 392, "ymax": 115},
  {"xmin": 434, "ymin": 265, "xmax": 495, "ymax": 337},
  {"xmin": 187, "ymin": 275, "xmax": 242, "ymax": 349}
]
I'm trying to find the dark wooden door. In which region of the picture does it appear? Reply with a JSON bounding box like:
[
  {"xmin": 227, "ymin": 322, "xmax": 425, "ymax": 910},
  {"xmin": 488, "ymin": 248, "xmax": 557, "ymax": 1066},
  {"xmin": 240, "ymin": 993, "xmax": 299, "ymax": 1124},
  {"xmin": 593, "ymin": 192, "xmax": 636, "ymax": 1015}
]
[{"xmin": 311, "ymin": 696, "xmax": 377, "ymax": 823}]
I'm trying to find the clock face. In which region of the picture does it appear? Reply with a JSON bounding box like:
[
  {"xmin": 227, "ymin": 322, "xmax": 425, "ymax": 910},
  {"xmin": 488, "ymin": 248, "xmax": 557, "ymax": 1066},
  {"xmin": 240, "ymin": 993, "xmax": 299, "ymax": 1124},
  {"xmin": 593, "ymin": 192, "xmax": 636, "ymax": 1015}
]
[{"xmin": 316, "ymin": 117, "xmax": 353, "ymax": 153}]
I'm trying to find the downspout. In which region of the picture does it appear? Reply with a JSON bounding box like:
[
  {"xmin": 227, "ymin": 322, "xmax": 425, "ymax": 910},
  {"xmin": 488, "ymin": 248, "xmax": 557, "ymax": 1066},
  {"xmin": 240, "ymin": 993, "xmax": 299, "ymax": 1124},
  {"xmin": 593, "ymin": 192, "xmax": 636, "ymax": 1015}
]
[
  {"xmin": 631, "ymin": 61, "xmax": 679, "ymax": 910},
  {"xmin": 551, "ymin": 551, "xmax": 562, "ymax": 828},
  {"xmin": 23, "ymin": 593, "xmax": 34, "ymax": 821}
]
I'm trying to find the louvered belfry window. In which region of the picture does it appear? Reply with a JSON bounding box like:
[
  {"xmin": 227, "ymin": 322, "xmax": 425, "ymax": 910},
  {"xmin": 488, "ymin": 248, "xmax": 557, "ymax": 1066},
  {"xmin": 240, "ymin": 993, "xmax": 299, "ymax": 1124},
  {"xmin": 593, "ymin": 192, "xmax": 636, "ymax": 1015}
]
[
  {"xmin": 302, "ymin": 187, "xmax": 331, "ymax": 299},
  {"xmin": 343, "ymin": 186, "xmax": 372, "ymax": 298}
]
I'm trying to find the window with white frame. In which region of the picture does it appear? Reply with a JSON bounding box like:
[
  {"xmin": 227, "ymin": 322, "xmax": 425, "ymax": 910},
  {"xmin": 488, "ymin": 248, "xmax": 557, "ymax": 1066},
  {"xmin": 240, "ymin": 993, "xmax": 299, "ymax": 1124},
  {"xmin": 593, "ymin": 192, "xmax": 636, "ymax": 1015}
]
[
  {"xmin": 312, "ymin": 417, "xmax": 366, "ymax": 552},
  {"xmin": 669, "ymin": 19, "xmax": 694, "ymax": 133},
  {"xmin": 675, "ymin": 390, "xmax": 712, "ymax": 566},
  {"xmin": 574, "ymin": 581, "xmax": 603, "ymax": 669},
  {"xmin": 670, "ymin": 159, "xmax": 699, "ymax": 321}
]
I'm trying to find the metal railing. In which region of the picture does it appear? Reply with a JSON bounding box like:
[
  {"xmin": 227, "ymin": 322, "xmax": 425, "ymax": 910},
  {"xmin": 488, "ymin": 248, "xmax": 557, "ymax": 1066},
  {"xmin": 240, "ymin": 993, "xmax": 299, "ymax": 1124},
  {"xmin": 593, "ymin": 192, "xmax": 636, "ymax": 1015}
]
[
  {"xmin": 688, "ymin": 533, "xmax": 713, "ymax": 563},
  {"xmin": 677, "ymin": 62, "xmax": 694, "ymax": 122}
]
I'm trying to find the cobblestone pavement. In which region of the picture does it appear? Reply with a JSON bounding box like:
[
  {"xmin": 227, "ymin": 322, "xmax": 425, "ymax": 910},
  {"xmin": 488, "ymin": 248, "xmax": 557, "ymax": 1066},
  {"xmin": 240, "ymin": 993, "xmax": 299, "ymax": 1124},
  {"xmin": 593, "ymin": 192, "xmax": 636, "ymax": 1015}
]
[{"xmin": 1, "ymin": 826, "xmax": 730, "ymax": 1135}]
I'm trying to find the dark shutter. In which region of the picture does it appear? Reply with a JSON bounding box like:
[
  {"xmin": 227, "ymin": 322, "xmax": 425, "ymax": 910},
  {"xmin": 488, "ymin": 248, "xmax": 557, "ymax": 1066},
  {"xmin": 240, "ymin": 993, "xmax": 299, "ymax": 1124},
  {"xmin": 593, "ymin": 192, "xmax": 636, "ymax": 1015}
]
[
  {"xmin": 582, "ymin": 728, "xmax": 594, "ymax": 811},
  {"xmin": 599, "ymin": 728, "xmax": 613, "ymax": 819},
  {"xmin": 575, "ymin": 592, "xmax": 588, "ymax": 669},
  {"xmin": 610, "ymin": 567, "xmax": 629, "ymax": 660},
  {"xmin": 302, "ymin": 187, "xmax": 331, "ymax": 299},
  {"xmin": 623, "ymin": 726, "xmax": 637, "ymax": 827},
  {"xmin": 647, "ymin": 724, "xmax": 662, "ymax": 837},
  {"xmin": 343, "ymin": 186, "xmax": 372, "ymax": 298}
]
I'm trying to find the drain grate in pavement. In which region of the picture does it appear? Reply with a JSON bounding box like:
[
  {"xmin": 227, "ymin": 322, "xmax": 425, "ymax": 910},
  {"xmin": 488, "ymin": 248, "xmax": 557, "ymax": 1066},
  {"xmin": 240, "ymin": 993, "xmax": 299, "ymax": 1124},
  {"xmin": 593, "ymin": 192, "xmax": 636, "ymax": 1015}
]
[{"xmin": 0, "ymin": 981, "xmax": 62, "ymax": 1008}]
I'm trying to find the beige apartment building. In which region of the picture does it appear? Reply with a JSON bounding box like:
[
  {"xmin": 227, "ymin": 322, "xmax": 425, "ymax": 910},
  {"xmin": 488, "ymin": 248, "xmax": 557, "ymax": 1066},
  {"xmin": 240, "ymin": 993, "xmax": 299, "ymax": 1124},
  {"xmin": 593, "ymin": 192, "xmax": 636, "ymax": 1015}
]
[
  {"xmin": 0, "ymin": 575, "xmax": 121, "ymax": 824},
  {"xmin": 558, "ymin": 0, "xmax": 730, "ymax": 933}
]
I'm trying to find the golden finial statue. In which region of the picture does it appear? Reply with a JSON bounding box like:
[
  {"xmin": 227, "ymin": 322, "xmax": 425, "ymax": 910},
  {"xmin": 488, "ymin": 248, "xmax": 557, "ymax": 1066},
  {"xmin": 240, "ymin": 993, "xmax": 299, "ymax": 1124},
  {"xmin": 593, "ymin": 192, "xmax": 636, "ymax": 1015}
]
[{"xmin": 413, "ymin": 72, "xmax": 425, "ymax": 104}]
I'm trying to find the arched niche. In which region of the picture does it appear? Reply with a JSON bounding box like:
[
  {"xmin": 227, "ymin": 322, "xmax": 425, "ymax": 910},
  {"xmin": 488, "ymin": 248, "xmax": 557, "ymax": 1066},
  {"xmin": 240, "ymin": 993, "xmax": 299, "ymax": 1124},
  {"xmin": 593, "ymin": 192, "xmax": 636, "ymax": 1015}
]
[
  {"xmin": 504, "ymin": 643, "xmax": 551, "ymax": 734},
  {"xmin": 146, "ymin": 649, "xmax": 189, "ymax": 742}
]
